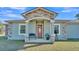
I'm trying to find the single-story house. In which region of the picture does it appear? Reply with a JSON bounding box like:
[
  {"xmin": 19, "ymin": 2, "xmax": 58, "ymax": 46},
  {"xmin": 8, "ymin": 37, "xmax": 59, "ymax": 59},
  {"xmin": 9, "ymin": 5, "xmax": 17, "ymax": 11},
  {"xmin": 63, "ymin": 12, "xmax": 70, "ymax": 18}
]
[{"xmin": 5, "ymin": 7, "xmax": 79, "ymax": 43}]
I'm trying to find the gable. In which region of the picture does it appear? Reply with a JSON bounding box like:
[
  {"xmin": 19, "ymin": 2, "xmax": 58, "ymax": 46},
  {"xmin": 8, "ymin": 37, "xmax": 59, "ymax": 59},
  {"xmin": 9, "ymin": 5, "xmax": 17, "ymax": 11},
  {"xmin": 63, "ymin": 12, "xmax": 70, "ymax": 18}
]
[{"xmin": 22, "ymin": 7, "xmax": 58, "ymax": 20}]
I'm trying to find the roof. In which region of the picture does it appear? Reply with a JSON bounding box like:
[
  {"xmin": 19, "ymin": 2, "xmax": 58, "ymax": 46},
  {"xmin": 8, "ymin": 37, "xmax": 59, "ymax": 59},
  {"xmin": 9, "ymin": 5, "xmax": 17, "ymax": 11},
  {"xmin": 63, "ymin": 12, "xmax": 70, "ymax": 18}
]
[
  {"xmin": 55, "ymin": 19, "xmax": 70, "ymax": 23},
  {"xmin": 5, "ymin": 7, "xmax": 79, "ymax": 24},
  {"xmin": 5, "ymin": 18, "xmax": 79, "ymax": 24},
  {"xmin": 22, "ymin": 7, "xmax": 58, "ymax": 17}
]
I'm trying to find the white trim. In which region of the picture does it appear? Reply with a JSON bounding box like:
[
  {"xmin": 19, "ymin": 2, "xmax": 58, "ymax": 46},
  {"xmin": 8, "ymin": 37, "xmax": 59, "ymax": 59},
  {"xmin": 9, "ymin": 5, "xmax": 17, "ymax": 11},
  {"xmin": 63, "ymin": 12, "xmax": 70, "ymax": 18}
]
[
  {"xmin": 19, "ymin": 24, "xmax": 26, "ymax": 35},
  {"xmin": 54, "ymin": 24, "xmax": 60, "ymax": 35}
]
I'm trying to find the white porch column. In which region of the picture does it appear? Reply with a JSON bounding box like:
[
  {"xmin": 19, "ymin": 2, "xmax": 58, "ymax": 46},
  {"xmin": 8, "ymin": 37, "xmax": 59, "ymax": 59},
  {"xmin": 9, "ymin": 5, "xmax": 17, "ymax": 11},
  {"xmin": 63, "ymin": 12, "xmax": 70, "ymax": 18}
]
[
  {"xmin": 50, "ymin": 20, "xmax": 55, "ymax": 42},
  {"xmin": 25, "ymin": 22, "xmax": 29, "ymax": 42}
]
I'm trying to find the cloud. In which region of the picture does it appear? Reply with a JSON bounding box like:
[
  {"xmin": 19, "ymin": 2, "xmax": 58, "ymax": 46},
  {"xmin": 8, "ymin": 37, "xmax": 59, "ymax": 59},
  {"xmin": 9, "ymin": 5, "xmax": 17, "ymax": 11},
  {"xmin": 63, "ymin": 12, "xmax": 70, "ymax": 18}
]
[
  {"xmin": 61, "ymin": 10, "xmax": 72, "ymax": 12},
  {"xmin": 0, "ymin": 13, "xmax": 23, "ymax": 20},
  {"xmin": 61, "ymin": 8, "xmax": 79, "ymax": 13},
  {"xmin": 0, "ymin": 7, "xmax": 24, "ymax": 20},
  {"xmin": 5, "ymin": 13, "xmax": 23, "ymax": 19},
  {"xmin": 9, "ymin": 7, "xmax": 26, "ymax": 11},
  {"xmin": 5, "ymin": 10, "xmax": 13, "ymax": 13},
  {"xmin": 0, "ymin": 10, "xmax": 14, "ymax": 16},
  {"xmin": 6, "ymin": 14, "xmax": 19, "ymax": 17}
]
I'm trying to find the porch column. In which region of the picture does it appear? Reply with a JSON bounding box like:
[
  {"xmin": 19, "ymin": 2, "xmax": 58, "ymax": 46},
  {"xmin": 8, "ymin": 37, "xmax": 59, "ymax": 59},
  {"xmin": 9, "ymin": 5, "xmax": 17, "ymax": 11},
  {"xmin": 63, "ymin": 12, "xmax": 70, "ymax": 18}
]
[
  {"xmin": 50, "ymin": 20, "xmax": 55, "ymax": 42},
  {"xmin": 25, "ymin": 22, "xmax": 29, "ymax": 42}
]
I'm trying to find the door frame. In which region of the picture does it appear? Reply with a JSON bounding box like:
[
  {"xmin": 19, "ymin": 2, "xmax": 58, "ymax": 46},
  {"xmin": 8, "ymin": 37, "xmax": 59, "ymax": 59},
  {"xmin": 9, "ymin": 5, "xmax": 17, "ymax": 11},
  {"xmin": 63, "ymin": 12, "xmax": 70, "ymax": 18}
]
[{"xmin": 36, "ymin": 20, "xmax": 44, "ymax": 38}]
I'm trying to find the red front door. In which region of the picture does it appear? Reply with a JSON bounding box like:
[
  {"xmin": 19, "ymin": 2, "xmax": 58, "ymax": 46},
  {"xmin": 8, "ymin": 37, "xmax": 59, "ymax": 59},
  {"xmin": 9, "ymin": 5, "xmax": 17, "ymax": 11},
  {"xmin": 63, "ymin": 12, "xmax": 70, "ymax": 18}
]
[
  {"xmin": 36, "ymin": 21, "xmax": 44, "ymax": 38},
  {"xmin": 37, "ymin": 25, "xmax": 43, "ymax": 38}
]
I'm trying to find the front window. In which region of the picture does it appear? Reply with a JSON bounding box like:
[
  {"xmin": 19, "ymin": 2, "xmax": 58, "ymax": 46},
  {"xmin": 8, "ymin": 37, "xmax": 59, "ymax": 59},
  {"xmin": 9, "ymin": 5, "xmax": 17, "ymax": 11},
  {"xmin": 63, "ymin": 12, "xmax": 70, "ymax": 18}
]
[
  {"xmin": 19, "ymin": 24, "xmax": 26, "ymax": 34},
  {"xmin": 54, "ymin": 24, "xmax": 60, "ymax": 35}
]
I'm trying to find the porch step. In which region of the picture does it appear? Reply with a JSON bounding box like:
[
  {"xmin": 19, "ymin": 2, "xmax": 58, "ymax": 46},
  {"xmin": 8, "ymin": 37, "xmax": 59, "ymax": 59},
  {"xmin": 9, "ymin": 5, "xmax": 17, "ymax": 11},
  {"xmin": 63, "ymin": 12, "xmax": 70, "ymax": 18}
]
[
  {"xmin": 24, "ymin": 44, "xmax": 37, "ymax": 47},
  {"xmin": 25, "ymin": 42, "xmax": 53, "ymax": 44}
]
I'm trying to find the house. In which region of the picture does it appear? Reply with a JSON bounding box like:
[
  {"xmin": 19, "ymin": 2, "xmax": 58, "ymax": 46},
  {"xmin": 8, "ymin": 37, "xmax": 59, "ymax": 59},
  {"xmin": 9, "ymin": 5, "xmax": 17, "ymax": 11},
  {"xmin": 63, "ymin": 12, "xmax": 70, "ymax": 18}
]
[{"xmin": 5, "ymin": 7, "xmax": 79, "ymax": 43}]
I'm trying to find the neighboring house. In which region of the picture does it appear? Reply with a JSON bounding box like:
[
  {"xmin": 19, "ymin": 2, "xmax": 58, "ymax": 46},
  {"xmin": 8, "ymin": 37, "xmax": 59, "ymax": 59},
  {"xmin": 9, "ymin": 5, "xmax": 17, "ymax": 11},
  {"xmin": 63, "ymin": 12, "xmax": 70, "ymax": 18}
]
[{"xmin": 5, "ymin": 7, "xmax": 79, "ymax": 43}]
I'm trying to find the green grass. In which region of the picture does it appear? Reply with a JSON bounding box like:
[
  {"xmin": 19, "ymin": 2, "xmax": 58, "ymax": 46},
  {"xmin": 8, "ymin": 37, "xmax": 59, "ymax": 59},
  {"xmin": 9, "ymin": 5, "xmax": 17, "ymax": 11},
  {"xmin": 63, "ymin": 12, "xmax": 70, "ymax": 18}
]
[
  {"xmin": 1, "ymin": 36, "xmax": 79, "ymax": 51},
  {"xmin": 24, "ymin": 41, "xmax": 79, "ymax": 51}
]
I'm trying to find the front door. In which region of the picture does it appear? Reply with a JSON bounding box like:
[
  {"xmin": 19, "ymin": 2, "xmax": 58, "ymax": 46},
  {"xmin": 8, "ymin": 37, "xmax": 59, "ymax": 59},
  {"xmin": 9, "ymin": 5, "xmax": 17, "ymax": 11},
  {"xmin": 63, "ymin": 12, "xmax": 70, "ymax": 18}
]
[{"xmin": 36, "ymin": 21, "xmax": 44, "ymax": 38}]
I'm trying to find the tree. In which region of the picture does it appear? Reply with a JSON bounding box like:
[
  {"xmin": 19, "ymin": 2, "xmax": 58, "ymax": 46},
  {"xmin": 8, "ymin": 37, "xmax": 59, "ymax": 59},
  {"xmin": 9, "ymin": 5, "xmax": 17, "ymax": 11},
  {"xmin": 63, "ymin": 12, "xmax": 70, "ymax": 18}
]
[
  {"xmin": 75, "ymin": 14, "xmax": 79, "ymax": 19},
  {"xmin": 0, "ymin": 24, "xmax": 4, "ymax": 34}
]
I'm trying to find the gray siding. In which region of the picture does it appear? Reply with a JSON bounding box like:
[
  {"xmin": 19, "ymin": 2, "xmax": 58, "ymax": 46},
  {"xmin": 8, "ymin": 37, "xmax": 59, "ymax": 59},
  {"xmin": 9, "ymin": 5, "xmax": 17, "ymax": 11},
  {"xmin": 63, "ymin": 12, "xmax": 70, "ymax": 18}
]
[
  {"xmin": 66, "ymin": 23, "xmax": 79, "ymax": 39},
  {"xmin": 7, "ymin": 23, "xmax": 25, "ymax": 40}
]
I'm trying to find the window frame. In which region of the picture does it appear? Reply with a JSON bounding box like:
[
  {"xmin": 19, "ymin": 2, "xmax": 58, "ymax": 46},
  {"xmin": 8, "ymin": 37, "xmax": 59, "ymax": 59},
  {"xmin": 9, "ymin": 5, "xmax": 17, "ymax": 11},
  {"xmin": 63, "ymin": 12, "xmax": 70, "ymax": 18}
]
[
  {"xmin": 19, "ymin": 24, "xmax": 26, "ymax": 35},
  {"xmin": 54, "ymin": 24, "xmax": 60, "ymax": 35}
]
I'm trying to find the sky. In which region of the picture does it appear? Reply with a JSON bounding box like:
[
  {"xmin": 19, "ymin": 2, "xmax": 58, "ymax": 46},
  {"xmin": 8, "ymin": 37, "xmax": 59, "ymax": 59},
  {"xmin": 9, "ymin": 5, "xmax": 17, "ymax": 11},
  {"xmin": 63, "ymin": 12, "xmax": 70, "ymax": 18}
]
[{"xmin": 0, "ymin": 7, "xmax": 79, "ymax": 23}]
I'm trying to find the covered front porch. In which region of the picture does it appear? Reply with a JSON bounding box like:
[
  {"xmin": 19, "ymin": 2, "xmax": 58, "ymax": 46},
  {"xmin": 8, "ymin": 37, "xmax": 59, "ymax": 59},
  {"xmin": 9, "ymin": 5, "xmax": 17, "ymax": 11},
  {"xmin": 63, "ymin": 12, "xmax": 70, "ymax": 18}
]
[{"xmin": 25, "ymin": 17, "xmax": 55, "ymax": 43}]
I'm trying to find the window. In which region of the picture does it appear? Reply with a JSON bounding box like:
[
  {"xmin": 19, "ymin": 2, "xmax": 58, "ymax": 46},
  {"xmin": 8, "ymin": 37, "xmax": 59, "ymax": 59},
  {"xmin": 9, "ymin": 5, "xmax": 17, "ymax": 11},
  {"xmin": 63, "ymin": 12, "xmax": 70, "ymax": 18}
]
[
  {"xmin": 19, "ymin": 24, "xmax": 26, "ymax": 35},
  {"xmin": 54, "ymin": 24, "xmax": 60, "ymax": 35}
]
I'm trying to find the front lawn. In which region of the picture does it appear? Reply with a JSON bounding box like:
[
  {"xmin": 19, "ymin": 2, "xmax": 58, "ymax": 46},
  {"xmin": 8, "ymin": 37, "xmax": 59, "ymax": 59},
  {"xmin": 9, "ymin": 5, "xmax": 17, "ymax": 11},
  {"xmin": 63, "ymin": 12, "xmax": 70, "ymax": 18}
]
[
  {"xmin": 21, "ymin": 41, "xmax": 79, "ymax": 51},
  {"xmin": 0, "ymin": 36, "xmax": 79, "ymax": 51}
]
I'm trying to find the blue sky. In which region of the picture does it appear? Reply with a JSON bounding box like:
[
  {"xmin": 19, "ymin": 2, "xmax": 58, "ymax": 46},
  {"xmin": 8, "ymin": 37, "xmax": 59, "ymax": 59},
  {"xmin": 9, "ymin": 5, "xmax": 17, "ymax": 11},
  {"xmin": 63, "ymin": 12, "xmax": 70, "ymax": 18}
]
[{"xmin": 0, "ymin": 7, "xmax": 79, "ymax": 22}]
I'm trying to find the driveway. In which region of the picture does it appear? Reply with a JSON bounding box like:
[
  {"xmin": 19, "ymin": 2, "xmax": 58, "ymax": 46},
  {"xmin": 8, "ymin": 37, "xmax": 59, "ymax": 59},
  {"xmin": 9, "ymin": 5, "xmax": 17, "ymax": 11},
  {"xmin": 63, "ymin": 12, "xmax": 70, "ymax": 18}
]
[
  {"xmin": 0, "ymin": 37, "xmax": 25, "ymax": 51},
  {"xmin": 0, "ymin": 37, "xmax": 44, "ymax": 51}
]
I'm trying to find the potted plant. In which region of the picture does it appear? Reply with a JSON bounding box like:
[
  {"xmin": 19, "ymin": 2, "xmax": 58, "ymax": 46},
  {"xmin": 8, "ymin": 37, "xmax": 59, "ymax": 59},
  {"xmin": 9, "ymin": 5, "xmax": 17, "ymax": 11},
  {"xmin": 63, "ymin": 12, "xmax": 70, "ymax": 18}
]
[{"xmin": 45, "ymin": 33, "xmax": 50, "ymax": 40}]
